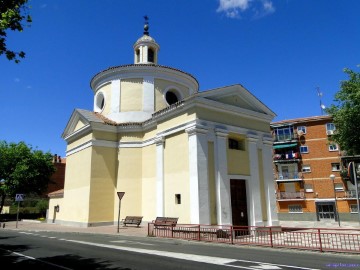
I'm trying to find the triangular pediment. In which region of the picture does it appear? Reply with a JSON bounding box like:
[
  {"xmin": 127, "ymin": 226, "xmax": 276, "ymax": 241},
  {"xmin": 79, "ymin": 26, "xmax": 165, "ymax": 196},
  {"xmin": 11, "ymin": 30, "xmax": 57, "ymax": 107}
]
[
  {"xmin": 62, "ymin": 109, "xmax": 104, "ymax": 139},
  {"xmin": 198, "ymin": 84, "xmax": 276, "ymax": 117}
]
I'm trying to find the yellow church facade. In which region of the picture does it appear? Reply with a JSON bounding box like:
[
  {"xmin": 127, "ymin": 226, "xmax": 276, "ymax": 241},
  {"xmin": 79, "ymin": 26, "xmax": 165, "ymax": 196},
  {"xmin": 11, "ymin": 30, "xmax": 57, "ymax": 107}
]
[{"xmin": 48, "ymin": 21, "xmax": 279, "ymax": 228}]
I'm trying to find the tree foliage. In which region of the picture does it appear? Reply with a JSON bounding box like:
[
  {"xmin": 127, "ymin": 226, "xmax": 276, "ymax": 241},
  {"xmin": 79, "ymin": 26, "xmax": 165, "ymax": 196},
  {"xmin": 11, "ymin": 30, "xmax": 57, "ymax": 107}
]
[
  {"xmin": 325, "ymin": 67, "xmax": 360, "ymax": 156},
  {"xmin": 0, "ymin": 0, "xmax": 32, "ymax": 63},
  {"xmin": 0, "ymin": 141, "xmax": 55, "ymax": 214}
]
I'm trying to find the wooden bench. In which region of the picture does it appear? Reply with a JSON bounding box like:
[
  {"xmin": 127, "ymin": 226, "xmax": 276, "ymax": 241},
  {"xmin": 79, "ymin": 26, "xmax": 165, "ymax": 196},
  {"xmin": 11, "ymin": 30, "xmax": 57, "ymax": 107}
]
[
  {"xmin": 153, "ymin": 217, "xmax": 179, "ymax": 227},
  {"xmin": 122, "ymin": 216, "xmax": 143, "ymax": 227}
]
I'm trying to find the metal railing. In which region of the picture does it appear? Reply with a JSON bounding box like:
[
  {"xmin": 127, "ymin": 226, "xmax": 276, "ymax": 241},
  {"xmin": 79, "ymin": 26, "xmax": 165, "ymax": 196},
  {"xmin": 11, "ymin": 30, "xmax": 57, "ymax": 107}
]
[
  {"xmin": 277, "ymin": 191, "xmax": 305, "ymax": 199},
  {"xmin": 344, "ymin": 190, "xmax": 360, "ymax": 198},
  {"xmin": 148, "ymin": 223, "xmax": 360, "ymax": 254},
  {"xmin": 275, "ymin": 172, "xmax": 303, "ymax": 180}
]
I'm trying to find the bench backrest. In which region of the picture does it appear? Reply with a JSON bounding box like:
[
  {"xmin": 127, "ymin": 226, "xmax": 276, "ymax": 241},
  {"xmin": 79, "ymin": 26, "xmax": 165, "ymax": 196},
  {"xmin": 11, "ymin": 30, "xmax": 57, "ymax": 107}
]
[
  {"xmin": 125, "ymin": 216, "xmax": 143, "ymax": 220},
  {"xmin": 154, "ymin": 217, "xmax": 178, "ymax": 225}
]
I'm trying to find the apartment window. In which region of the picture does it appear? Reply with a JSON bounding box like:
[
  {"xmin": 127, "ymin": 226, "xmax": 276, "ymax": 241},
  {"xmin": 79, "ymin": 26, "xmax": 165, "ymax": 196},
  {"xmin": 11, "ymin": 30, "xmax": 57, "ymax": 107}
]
[
  {"xmin": 297, "ymin": 126, "xmax": 306, "ymax": 135},
  {"xmin": 300, "ymin": 146, "xmax": 309, "ymax": 153},
  {"xmin": 175, "ymin": 194, "xmax": 181, "ymax": 204},
  {"xmin": 228, "ymin": 138, "xmax": 244, "ymax": 150},
  {"xmin": 331, "ymin": 163, "xmax": 340, "ymax": 171},
  {"xmin": 350, "ymin": 204, "xmax": 358, "ymax": 213},
  {"xmin": 334, "ymin": 183, "xmax": 344, "ymax": 191},
  {"xmin": 302, "ymin": 165, "xmax": 311, "ymax": 173},
  {"xmin": 329, "ymin": 144, "xmax": 338, "ymax": 151},
  {"xmin": 274, "ymin": 126, "xmax": 294, "ymax": 141},
  {"xmin": 304, "ymin": 184, "xmax": 313, "ymax": 192},
  {"xmin": 326, "ymin": 123, "xmax": 336, "ymax": 135},
  {"xmin": 289, "ymin": 205, "xmax": 303, "ymax": 213}
]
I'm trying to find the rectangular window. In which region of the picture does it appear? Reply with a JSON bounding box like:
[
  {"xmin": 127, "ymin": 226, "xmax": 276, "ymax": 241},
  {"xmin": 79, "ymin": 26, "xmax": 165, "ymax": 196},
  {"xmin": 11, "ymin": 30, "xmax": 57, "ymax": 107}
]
[
  {"xmin": 302, "ymin": 165, "xmax": 311, "ymax": 173},
  {"xmin": 326, "ymin": 123, "xmax": 336, "ymax": 135},
  {"xmin": 274, "ymin": 126, "xmax": 294, "ymax": 141},
  {"xmin": 228, "ymin": 138, "xmax": 244, "ymax": 150},
  {"xmin": 297, "ymin": 126, "xmax": 306, "ymax": 135},
  {"xmin": 331, "ymin": 163, "xmax": 340, "ymax": 171},
  {"xmin": 175, "ymin": 194, "xmax": 181, "ymax": 204},
  {"xmin": 289, "ymin": 205, "xmax": 303, "ymax": 213},
  {"xmin": 334, "ymin": 183, "xmax": 344, "ymax": 191},
  {"xmin": 304, "ymin": 184, "xmax": 313, "ymax": 192},
  {"xmin": 300, "ymin": 146, "xmax": 308, "ymax": 153},
  {"xmin": 329, "ymin": 144, "xmax": 338, "ymax": 151},
  {"xmin": 350, "ymin": 204, "xmax": 358, "ymax": 213}
]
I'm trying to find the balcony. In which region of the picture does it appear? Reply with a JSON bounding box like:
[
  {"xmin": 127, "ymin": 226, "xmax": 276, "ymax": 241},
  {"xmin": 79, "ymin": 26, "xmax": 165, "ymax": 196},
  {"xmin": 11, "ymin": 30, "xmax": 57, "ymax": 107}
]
[
  {"xmin": 277, "ymin": 191, "xmax": 305, "ymax": 200},
  {"xmin": 273, "ymin": 134, "xmax": 298, "ymax": 143},
  {"xmin": 273, "ymin": 152, "xmax": 301, "ymax": 163},
  {"xmin": 343, "ymin": 190, "xmax": 360, "ymax": 199},
  {"xmin": 275, "ymin": 172, "xmax": 303, "ymax": 181}
]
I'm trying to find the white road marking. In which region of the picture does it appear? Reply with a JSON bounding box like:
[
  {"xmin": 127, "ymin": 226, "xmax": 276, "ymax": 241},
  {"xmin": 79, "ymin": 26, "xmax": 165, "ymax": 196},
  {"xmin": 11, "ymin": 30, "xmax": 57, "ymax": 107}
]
[
  {"xmin": 111, "ymin": 240, "xmax": 154, "ymax": 245},
  {"xmin": 64, "ymin": 239, "xmax": 321, "ymax": 270}
]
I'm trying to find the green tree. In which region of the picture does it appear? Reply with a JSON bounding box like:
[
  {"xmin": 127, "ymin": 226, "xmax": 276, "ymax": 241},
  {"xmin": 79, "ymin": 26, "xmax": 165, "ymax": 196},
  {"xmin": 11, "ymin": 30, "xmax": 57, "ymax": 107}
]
[
  {"xmin": 0, "ymin": 141, "xmax": 55, "ymax": 214},
  {"xmin": 0, "ymin": 0, "xmax": 32, "ymax": 63},
  {"xmin": 325, "ymin": 67, "xmax": 360, "ymax": 155}
]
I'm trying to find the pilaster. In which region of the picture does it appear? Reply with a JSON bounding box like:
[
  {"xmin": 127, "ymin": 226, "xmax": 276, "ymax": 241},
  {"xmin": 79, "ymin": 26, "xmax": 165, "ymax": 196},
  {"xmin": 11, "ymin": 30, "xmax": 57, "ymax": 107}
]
[
  {"xmin": 214, "ymin": 129, "xmax": 231, "ymax": 225},
  {"xmin": 186, "ymin": 126, "xmax": 210, "ymax": 224},
  {"xmin": 247, "ymin": 135, "xmax": 264, "ymax": 226},
  {"xmin": 155, "ymin": 136, "xmax": 165, "ymax": 216}
]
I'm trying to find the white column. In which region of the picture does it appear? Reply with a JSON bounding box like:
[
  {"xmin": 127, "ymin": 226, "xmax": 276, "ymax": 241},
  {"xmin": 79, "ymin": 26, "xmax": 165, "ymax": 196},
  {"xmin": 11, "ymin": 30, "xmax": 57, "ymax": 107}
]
[
  {"xmin": 155, "ymin": 136, "xmax": 165, "ymax": 217},
  {"xmin": 186, "ymin": 126, "xmax": 210, "ymax": 224},
  {"xmin": 143, "ymin": 77, "xmax": 154, "ymax": 113},
  {"xmin": 214, "ymin": 129, "xmax": 231, "ymax": 225},
  {"xmin": 262, "ymin": 138, "xmax": 280, "ymax": 226},
  {"xmin": 248, "ymin": 135, "xmax": 264, "ymax": 226},
  {"xmin": 111, "ymin": 79, "xmax": 120, "ymax": 113}
]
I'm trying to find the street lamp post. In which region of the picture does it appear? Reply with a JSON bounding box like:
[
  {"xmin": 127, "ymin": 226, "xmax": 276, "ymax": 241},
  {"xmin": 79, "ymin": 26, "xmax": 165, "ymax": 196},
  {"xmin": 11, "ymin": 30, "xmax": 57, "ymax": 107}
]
[{"xmin": 330, "ymin": 174, "xmax": 341, "ymax": 227}]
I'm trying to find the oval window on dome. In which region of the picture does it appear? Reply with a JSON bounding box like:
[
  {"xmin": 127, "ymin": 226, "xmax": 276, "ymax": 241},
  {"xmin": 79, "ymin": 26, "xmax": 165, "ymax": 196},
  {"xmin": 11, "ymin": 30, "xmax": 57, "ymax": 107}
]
[
  {"xmin": 165, "ymin": 90, "xmax": 179, "ymax": 105},
  {"xmin": 95, "ymin": 92, "xmax": 105, "ymax": 111}
]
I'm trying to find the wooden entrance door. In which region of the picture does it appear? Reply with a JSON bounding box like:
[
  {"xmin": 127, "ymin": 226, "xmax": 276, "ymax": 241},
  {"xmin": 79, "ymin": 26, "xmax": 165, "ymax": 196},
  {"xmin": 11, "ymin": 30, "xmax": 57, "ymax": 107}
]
[{"xmin": 230, "ymin": 179, "xmax": 248, "ymax": 226}]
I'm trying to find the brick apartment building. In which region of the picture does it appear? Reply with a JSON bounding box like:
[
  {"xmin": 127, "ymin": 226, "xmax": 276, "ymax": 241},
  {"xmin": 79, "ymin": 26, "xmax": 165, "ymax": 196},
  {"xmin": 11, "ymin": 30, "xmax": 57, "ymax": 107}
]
[
  {"xmin": 271, "ymin": 115, "xmax": 359, "ymax": 222},
  {"xmin": 48, "ymin": 154, "xmax": 65, "ymax": 194}
]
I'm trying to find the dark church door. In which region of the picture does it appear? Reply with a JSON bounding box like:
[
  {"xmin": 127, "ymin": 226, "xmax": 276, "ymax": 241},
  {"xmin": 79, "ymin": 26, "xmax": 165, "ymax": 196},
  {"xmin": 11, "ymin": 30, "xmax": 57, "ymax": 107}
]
[{"xmin": 230, "ymin": 179, "xmax": 248, "ymax": 226}]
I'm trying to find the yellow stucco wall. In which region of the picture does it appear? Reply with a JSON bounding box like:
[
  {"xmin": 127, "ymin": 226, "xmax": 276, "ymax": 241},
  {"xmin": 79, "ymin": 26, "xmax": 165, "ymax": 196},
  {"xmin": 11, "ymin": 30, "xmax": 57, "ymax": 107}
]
[
  {"xmin": 92, "ymin": 130, "xmax": 118, "ymax": 141},
  {"xmin": 163, "ymin": 132, "xmax": 190, "ymax": 223},
  {"xmin": 88, "ymin": 146, "xmax": 117, "ymax": 223},
  {"xmin": 141, "ymin": 144, "xmax": 157, "ymax": 221},
  {"xmin": 62, "ymin": 147, "xmax": 92, "ymax": 223},
  {"xmin": 67, "ymin": 133, "xmax": 92, "ymax": 152},
  {"xmin": 154, "ymin": 79, "xmax": 190, "ymax": 111},
  {"xmin": 196, "ymin": 107, "xmax": 269, "ymax": 133},
  {"xmin": 116, "ymin": 147, "xmax": 142, "ymax": 219},
  {"xmin": 121, "ymin": 79, "xmax": 143, "ymax": 112},
  {"xmin": 227, "ymin": 138, "xmax": 250, "ymax": 175},
  {"xmin": 73, "ymin": 119, "xmax": 86, "ymax": 132}
]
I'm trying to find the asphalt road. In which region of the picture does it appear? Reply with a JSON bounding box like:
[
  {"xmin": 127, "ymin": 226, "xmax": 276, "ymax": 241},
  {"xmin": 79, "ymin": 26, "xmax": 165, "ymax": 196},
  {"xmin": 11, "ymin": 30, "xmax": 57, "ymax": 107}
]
[{"xmin": 1, "ymin": 229, "xmax": 359, "ymax": 270}]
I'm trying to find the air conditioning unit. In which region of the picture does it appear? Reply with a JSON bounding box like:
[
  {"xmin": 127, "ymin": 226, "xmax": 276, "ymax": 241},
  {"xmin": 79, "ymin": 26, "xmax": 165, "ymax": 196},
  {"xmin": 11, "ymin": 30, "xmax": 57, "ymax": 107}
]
[{"xmin": 327, "ymin": 130, "xmax": 334, "ymax": 135}]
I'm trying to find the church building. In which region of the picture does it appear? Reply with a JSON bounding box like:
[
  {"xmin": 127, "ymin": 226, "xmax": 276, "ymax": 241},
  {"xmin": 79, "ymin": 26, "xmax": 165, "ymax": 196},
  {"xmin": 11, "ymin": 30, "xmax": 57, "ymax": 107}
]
[{"xmin": 48, "ymin": 19, "xmax": 279, "ymax": 228}]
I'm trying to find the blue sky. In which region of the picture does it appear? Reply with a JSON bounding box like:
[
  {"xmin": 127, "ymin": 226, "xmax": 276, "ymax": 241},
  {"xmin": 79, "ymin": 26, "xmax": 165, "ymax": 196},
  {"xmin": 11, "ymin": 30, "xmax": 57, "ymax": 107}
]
[{"xmin": 1, "ymin": 0, "xmax": 359, "ymax": 157}]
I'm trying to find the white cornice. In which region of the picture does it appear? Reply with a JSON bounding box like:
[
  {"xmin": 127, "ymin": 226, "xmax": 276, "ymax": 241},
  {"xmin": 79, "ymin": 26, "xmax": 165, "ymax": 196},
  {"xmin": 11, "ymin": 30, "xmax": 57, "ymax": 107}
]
[{"xmin": 91, "ymin": 65, "xmax": 199, "ymax": 94}]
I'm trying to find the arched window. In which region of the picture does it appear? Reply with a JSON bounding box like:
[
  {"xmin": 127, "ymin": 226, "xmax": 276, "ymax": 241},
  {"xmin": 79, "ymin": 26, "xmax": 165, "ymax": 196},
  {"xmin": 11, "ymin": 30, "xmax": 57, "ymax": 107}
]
[
  {"xmin": 148, "ymin": 48, "xmax": 154, "ymax": 63},
  {"xmin": 136, "ymin": 49, "xmax": 140, "ymax": 63}
]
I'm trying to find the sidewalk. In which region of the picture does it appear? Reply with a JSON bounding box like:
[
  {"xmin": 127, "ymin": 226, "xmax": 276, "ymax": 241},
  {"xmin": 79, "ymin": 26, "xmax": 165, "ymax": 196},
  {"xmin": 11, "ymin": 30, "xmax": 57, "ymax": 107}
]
[
  {"xmin": 1, "ymin": 220, "xmax": 149, "ymax": 237},
  {"xmin": 1, "ymin": 220, "xmax": 359, "ymax": 237}
]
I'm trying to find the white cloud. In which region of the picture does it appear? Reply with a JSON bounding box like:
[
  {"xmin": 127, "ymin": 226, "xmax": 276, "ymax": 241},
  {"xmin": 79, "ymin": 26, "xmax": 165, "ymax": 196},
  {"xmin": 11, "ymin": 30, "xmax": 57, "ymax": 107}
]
[
  {"xmin": 14, "ymin": 78, "xmax": 20, "ymax": 83},
  {"xmin": 217, "ymin": 0, "xmax": 275, "ymax": 19}
]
